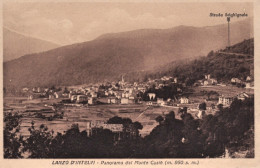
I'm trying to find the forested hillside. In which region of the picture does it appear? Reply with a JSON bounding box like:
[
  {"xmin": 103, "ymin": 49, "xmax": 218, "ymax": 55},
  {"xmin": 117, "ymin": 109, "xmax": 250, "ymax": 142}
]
[{"xmin": 132, "ymin": 38, "xmax": 254, "ymax": 85}]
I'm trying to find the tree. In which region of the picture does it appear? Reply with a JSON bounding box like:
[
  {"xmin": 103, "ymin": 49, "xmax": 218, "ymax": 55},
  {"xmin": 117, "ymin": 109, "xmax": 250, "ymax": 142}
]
[
  {"xmin": 211, "ymin": 104, "xmax": 215, "ymax": 109},
  {"xmin": 133, "ymin": 122, "xmax": 143, "ymax": 130},
  {"xmin": 180, "ymin": 113, "xmax": 203, "ymax": 157},
  {"xmin": 50, "ymin": 85, "xmax": 56, "ymax": 91},
  {"xmin": 178, "ymin": 107, "xmax": 188, "ymax": 115},
  {"xmin": 63, "ymin": 87, "xmax": 69, "ymax": 93},
  {"xmin": 155, "ymin": 115, "xmax": 164, "ymax": 124},
  {"xmin": 4, "ymin": 113, "xmax": 23, "ymax": 158},
  {"xmin": 165, "ymin": 111, "xmax": 175, "ymax": 123},
  {"xmin": 185, "ymin": 78, "xmax": 195, "ymax": 87},
  {"xmin": 207, "ymin": 50, "xmax": 214, "ymax": 57},
  {"xmin": 23, "ymin": 123, "xmax": 53, "ymax": 158},
  {"xmin": 107, "ymin": 116, "xmax": 123, "ymax": 124},
  {"xmin": 199, "ymin": 102, "xmax": 207, "ymax": 111},
  {"xmin": 217, "ymin": 104, "xmax": 224, "ymax": 111},
  {"xmin": 133, "ymin": 122, "xmax": 143, "ymax": 137}
]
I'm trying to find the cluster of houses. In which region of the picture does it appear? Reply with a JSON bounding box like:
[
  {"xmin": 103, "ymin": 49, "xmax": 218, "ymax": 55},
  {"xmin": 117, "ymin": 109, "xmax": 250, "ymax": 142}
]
[
  {"xmin": 145, "ymin": 94, "xmax": 188, "ymax": 107},
  {"xmin": 23, "ymin": 75, "xmax": 182, "ymax": 106},
  {"xmin": 194, "ymin": 74, "xmax": 218, "ymax": 86},
  {"xmin": 66, "ymin": 75, "xmax": 180, "ymax": 106},
  {"xmin": 192, "ymin": 74, "xmax": 254, "ymax": 89},
  {"xmin": 105, "ymin": 85, "xmax": 140, "ymax": 105},
  {"xmin": 231, "ymin": 76, "xmax": 254, "ymax": 89},
  {"xmin": 151, "ymin": 76, "xmax": 179, "ymax": 90},
  {"xmin": 161, "ymin": 76, "xmax": 178, "ymax": 83},
  {"xmin": 25, "ymin": 87, "xmax": 67, "ymax": 100},
  {"xmin": 23, "ymin": 73, "xmax": 253, "ymax": 109},
  {"xmin": 218, "ymin": 92, "xmax": 253, "ymax": 106}
]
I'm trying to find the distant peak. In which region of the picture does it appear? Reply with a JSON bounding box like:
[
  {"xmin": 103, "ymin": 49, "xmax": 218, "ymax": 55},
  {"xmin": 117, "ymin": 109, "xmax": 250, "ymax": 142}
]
[{"xmin": 4, "ymin": 27, "xmax": 61, "ymax": 46}]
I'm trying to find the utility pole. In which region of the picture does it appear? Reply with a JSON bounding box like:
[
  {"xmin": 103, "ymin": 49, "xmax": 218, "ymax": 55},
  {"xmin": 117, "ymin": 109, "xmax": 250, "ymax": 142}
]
[{"xmin": 227, "ymin": 17, "xmax": 231, "ymax": 48}]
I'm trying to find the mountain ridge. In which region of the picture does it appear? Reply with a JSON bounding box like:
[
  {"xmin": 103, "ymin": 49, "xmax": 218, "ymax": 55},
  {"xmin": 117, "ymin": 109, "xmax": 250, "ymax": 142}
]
[
  {"xmin": 4, "ymin": 18, "xmax": 253, "ymax": 89},
  {"xmin": 3, "ymin": 27, "xmax": 60, "ymax": 62}
]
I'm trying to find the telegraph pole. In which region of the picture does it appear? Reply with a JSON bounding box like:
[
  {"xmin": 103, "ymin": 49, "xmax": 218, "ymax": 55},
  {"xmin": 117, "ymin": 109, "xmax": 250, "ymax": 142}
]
[{"xmin": 227, "ymin": 17, "xmax": 231, "ymax": 49}]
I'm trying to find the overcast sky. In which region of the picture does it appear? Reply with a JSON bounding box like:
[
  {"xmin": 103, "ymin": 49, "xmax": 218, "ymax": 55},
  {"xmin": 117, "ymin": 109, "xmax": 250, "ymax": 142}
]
[{"xmin": 3, "ymin": 2, "xmax": 253, "ymax": 45}]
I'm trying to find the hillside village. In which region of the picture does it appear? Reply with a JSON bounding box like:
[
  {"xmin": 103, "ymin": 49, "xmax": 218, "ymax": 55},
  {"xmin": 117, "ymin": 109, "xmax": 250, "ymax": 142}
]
[
  {"xmin": 20, "ymin": 70, "xmax": 253, "ymax": 119},
  {"xmin": 4, "ymin": 37, "xmax": 255, "ymax": 158}
]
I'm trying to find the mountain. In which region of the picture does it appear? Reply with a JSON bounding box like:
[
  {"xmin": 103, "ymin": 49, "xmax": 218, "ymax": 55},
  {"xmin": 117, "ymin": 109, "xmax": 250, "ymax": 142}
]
[
  {"xmin": 4, "ymin": 18, "xmax": 253, "ymax": 89},
  {"xmin": 3, "ymin": 27, "xmax": 60, "ymax": 62}
]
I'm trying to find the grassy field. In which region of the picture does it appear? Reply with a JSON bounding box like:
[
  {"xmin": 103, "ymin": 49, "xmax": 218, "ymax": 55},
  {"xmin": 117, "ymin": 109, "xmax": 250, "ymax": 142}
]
[
  {"xmin": 5, "ymin": 97, "xmax": 173, "ymax": 137},
  {"xmin": 196, "ymin": 85, "xmax": 254, "ymax": 96}
]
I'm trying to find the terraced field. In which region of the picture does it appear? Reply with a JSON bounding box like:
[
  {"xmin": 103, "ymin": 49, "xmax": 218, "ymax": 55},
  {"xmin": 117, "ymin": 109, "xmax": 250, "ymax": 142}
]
[{"xmin": 4, "ymin": 97, "xmax": 179, "ymax": 137}]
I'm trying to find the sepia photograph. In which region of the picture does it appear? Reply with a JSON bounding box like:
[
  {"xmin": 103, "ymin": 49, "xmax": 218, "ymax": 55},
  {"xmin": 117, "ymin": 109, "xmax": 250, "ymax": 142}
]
[{"xmin": 2, "ymin": 0, "xmax": 257, "ymax": 163}]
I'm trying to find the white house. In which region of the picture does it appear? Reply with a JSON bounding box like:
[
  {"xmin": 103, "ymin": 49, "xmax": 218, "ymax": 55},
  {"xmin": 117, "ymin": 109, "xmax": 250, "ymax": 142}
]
[
  {"xmin": 174, "ymin": 77, "xmax": 178, "ymax": 83},
  {"xmin": 128, "ymin": 96, "xmax": 135, "ymax": 104},
  {"xmin": 203, "ymin": 75, "xmax": 217, "ymax": 86},
  {"xmin": 161, "ymin": 76, "xmax": 172, "ymax": 81},
  {"xmin": 54, "ymin": 92, "xmax": 60, "ymax": 99},
  {"xmin": 121, "ymin": 98, "xmax": 129, "ymax": 104},
  {"xmin": 180, "ymin": 97, "xmax": 189, "ymax": 104},
  {"xmin": 108, "ymin": 97, "xmax": 118, "ymax": 104},
  {"xmin": 88, "ymin": 97, "xmax": 97, "ymax": 105},
  {"xmin": 22, "ymin": 88, "xmax": 29, "ymax": 92},
  {"xmin": 90, "ymin": 92, "xmax": 98, "ymax": 98},
  {"xmin": 197, "ymin": 110, "xmax": 206, "ymax": 119},
  {"xmin": 49, "ymin": 94, "xmax": 55, "ymax": 99},
  {"xmin": 70, "ymin": 95, "xmax": 77, "ymax": 102},
  {"xmin": 218, "ymin": 95, "xmax": 233, "ymax": 106},
  {"xmin": 77, "ymin": 95, "xmax": 88, "ymax": 103},
  {"xmin": 245, "ymin": 82, "xmax": 254, "ymax": 89},
  {"xmin": 157, "ymin": 98, "xmax": 165, "ymax": 106},
  {"xmin": 148, "ymin": 93, "xmax": 156, "ymax": 100},
  {"xmin": 137, "ymin": 87, "xmax": 146, "ymax": 93},
  {"xmin": 102, "ymin": 124, "xmax": 124, "ymax": 132},
  {"xmin": 125, "ymin": 88, "xmax": 133, "ymax": 94},
  {"xmin": 205, "ymin": 74, "xmax": 211, "ymax": 80},
  {"xmin": 146, "ymin": 101, "xmax": 153, "ymax": 106},
  {"xmin": 237, "ymin": 92, "xmax": 250, "ymax": 101},
  {"xmin": 105, "ymin": 91, "xmax": 109, "ymax": 96},
  {"xmin": 203, "ymin": 80, "xmax": 209, "ymax": 86},
  {"xmin": 246, "ymin": 76, "xmax": 252, "ymax": 81},
  {"xmin": 122, "ymin": 92, "xmax": 130, "ymax": 98},
  {"xmin": 28, "ymin": 95, "xmax": 34, "ymax": 100},
  {"xmin": 231, "ymin": 78, "xmax": 242, "ymax": 84}
]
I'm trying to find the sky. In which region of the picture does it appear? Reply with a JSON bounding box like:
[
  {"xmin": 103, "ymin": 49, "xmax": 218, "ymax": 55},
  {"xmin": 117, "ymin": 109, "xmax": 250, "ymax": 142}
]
[{"xmin": 3, "ymin": 2, "xmax": 253, "ymax": 45}]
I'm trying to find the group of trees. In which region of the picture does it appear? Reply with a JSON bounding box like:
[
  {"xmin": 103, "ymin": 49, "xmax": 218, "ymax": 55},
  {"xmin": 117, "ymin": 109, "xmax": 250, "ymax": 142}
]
[
  {"xmin": 142, "ymin": 97, "xmax": 254, "ymax": 158},
  {"xmin": 170, "ymin": 50, "xmax": 252, "ymax": 85},
  {"xmin": 4, "ymin": 114, "xmax": 143, "ymax": 158},
  {"xmin": 126, "ymin": 45, "xmax": 253, "ymax": 87},
  {"xmin": 222, "ymin": 39, "xmax": 254, "ymax": 55},
  {"xmin": 138, "ymin": 38, "xmax": 254, "ymax": 86},
  {"xmin": 4, "ymin": 113, "xmax": 23, "ymax": 158},
  {"xmin": 4, "ymin": 97, "xmax": 254, "ymax": 158},
  {"xmin": 141, "ymin": 83, "xmax": 183, "ymax": 101}
]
